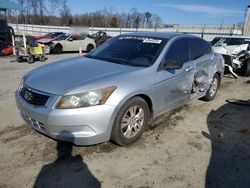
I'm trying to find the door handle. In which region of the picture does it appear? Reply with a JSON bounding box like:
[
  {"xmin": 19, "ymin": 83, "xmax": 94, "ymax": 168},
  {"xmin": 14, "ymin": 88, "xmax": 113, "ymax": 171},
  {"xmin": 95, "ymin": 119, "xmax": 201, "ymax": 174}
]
[{"xmin": 185, "ymin": 66, "xmax": 194, "ymax": 72}]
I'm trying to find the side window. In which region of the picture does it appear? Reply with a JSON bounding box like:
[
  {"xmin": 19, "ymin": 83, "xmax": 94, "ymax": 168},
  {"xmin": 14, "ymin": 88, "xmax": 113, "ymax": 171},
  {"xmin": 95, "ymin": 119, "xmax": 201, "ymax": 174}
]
[
  {"xmin": 189, "ymin": 38, "xmax": 211, "ymax": 60},
  {"xmin": 165, "ymin": 39, "xmax": 189, "ymax": 65}
]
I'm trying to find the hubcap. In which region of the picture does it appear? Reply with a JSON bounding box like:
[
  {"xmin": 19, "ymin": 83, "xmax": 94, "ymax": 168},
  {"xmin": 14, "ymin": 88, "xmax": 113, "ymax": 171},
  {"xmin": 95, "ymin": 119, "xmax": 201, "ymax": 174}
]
[
  {"xmin": 121, "ymin": 105, "xmax": 145, "ymax": 139},
  {"xmin": 209, "ymin": 77, "xmax": 218, "ymax": 97}
]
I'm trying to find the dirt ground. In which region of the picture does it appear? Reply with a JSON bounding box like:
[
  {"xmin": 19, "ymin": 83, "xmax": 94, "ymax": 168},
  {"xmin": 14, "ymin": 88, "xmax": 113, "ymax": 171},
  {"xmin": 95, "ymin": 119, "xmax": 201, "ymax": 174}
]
[{"xmin": 0, "ymin": 54, "xmax": 250, "ymax": 188}]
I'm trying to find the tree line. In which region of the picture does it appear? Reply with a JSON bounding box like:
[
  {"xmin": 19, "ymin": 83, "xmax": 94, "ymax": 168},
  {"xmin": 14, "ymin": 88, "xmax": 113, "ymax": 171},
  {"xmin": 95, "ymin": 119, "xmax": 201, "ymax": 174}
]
[{"xmin": 6, "ymin": 0, "xmax": 163, "ymax": 28}]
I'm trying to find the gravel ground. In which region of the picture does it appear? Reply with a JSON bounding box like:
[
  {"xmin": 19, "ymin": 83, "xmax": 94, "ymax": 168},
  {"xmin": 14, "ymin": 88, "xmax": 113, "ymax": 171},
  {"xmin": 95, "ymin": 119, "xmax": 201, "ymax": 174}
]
[{"xmin": 0, "ymin": 54, "xmax": 250, "ymax": 188}]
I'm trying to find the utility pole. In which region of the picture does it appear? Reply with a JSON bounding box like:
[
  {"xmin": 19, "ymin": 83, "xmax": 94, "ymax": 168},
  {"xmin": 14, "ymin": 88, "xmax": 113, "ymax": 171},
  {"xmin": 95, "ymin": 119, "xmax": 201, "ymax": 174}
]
[{"xmin": 244, "ymin": 5, "xmax": 250, "ymax": 36}]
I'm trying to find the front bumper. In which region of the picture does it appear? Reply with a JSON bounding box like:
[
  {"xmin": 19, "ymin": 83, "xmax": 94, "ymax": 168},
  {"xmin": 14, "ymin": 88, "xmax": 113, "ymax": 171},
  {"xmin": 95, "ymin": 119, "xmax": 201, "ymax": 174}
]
[{"xmin": 15, "ymin": 91, "xmax": 116, "ymax": 145}]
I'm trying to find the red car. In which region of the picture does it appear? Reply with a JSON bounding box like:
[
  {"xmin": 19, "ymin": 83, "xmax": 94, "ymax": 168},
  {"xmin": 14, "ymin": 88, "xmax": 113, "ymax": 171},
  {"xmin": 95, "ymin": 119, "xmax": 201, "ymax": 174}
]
[
  {"xmin": 33, "ymin": 32, "xmax": 65, "ymax": 41},
  {"xmin": 2, "ymin": 46, "xmax": 13, "ymax": 55}
]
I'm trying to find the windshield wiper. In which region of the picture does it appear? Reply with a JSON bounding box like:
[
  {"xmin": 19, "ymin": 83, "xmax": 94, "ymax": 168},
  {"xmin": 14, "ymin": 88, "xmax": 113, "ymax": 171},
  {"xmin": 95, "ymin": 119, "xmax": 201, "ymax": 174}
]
[
  {"xmin": 85, "ymin": 55, "xmax": 127, "ymax": 65},
  {"xmin": 84, "ymin": 55, "xmax": 148, "ymax": 67}
]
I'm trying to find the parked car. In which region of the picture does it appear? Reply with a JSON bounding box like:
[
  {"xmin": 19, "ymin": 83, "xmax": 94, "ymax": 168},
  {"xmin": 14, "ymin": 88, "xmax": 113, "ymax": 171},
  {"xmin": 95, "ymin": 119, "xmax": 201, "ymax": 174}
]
[
  {"xmin": 15, "ymin": 32, "xmax": 224, "ymax": 146},
  {"xmin": 90, "ymin": 31, "xmax": 112, "ymax": 46},
  {"xmin": 51, "ymin": 33, "xmax": 96, "ymax": 54},
  {"xmin": 212, "ymin": 36, "xmax": 250, "ymax": 77},
  {"xmin": 36, "ymin": 33, "xmax": 70, "ymax": 54},
  {"xmin": 212, "ymin": 36, "xmax": 250, "ymax": 52},
  {"xmin": 33, "ymin": 32, "xmax": 65, "ymax": 42},
  {"xmin": 0, "ymin": 19, "xmax": 14, "ymax": 55}
]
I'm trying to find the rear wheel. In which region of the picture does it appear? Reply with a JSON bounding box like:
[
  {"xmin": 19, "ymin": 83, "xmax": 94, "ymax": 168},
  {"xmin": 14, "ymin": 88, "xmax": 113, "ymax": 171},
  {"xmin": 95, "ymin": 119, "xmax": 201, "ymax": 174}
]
[
  {"xmin": 86, "ymin": 44, "xmax": 94, "ymax": 52},
  {"xmin": 111, "ymin": 97, "xmax": 149, "ymax": 146},
  {"xmin": 201, "ymin": 73, "xmax": 220, "ymax": 101}
]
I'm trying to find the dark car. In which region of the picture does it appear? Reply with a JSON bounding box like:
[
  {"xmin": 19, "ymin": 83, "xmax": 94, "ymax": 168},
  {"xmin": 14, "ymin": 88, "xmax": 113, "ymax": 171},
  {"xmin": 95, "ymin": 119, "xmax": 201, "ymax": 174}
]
[{"xmin": 0, "ymin": 19, "xmax": 14, "ymax": 55}]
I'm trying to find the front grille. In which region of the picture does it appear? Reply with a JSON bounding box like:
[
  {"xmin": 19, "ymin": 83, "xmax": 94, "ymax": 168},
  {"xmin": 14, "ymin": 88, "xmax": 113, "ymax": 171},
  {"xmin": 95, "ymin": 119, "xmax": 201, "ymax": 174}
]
[
  {"xmin": 22, "ymin": 113, "xmax": 45, "ymax": 130},
  {"xmin": 20, "ymin": 86, "xmax": 49, "ymax": 106}
]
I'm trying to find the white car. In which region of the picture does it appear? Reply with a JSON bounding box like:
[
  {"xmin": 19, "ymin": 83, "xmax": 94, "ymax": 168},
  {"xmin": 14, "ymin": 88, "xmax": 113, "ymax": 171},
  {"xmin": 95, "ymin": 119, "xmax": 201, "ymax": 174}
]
[
  {"xmin": 212, "ymin": 36, "xmax": 250, "ymax": 54},
  {"xmin": 51, "ymin": 33, "xmax": 96, "ymax": 54}
]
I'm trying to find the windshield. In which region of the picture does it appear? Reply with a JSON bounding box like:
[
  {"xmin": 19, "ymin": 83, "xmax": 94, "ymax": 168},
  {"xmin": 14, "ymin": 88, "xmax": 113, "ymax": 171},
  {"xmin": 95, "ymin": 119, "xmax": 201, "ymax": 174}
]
[
  {"xmin": 54, "ymin": 34, "xmax": 70, "ymax": 41},
  {"xmin": 214, "ymin": 38, "xmax": 245, "ymax": 47},
  {"xmin": 85, "ymin": 35, "xmax": 167, "ymax": 67},
  {"xmin": 45, "ymin": 32, "xmax": 62, "ymax": 37}
]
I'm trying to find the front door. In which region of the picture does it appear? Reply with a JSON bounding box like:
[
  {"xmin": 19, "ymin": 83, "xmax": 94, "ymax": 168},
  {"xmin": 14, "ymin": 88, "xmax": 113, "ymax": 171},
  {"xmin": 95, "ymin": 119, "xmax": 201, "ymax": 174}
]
[{"xmin": 153, "ymin": 38, "xmax": 196, "ymax": 114}]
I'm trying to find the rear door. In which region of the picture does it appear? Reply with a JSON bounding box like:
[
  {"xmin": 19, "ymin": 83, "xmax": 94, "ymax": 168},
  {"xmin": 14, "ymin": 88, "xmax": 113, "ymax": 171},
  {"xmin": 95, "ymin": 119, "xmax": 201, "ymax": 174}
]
[{"xmin": 188, "ymin": 38, "xmax": 213, "ymax": 94}]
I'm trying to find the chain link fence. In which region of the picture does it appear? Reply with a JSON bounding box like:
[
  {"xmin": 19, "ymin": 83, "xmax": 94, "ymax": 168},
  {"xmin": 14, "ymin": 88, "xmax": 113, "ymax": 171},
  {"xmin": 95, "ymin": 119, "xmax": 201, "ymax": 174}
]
[{"xmin": 10, "ymin": 23, "xmax": 243, "ymax": 42}]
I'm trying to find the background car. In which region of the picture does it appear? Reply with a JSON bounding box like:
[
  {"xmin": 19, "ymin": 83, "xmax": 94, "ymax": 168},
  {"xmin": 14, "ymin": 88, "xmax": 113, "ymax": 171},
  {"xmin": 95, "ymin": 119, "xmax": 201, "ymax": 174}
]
[
  {"xmin": 90, "ymin": 31, "xmax": 112, "ymax": 46},
  {"xmin": 212, "ymin": 36, "xmax": 250, "ymax": 77},
  {"xmin": 51, "ymin": 33, "xmax": 96, "ymax": 54},
  {"xmin": 211, "ymin": 36, "xmax": 250, "ymax": 52},
  {"xmin": 0, "ymin": 19, "xmax": 14, "ymax": 56}
]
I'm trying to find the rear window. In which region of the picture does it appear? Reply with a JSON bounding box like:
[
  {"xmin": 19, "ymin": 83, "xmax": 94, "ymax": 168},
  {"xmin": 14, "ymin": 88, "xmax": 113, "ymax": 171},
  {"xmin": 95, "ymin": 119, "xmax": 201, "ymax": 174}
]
[{"xmin": 189, "ymin": 38, "xmax": 211, "ymax": 60}]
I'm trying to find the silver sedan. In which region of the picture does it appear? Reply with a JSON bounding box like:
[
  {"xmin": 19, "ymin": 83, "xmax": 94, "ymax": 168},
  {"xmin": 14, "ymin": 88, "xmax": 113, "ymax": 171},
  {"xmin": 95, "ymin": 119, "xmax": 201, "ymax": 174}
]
[{"xmin": 16, "ymin": 32, "xmax": 224, "ymax": 146}]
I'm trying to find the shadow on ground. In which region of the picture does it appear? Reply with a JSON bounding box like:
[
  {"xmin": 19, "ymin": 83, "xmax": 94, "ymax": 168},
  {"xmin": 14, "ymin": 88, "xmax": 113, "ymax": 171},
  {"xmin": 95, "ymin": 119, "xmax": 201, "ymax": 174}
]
[
  {"xmin": 204, "ymin": 102, "xmax": 250, "ymax": 188},
  {"xmin": 34, "ymin": 132, "xmax": 101, "ymax": 188}
]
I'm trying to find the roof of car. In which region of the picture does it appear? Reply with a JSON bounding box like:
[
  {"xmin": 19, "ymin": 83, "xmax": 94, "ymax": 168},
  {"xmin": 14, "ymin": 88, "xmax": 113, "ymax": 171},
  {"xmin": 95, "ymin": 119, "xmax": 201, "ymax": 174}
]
[
  {"xmin": 122, "ymin": 32, "xmax": 191, "ymax": 39},
  {"xmin": 214, "ymin": 36, "xmax": 250, "ymax": 39}
]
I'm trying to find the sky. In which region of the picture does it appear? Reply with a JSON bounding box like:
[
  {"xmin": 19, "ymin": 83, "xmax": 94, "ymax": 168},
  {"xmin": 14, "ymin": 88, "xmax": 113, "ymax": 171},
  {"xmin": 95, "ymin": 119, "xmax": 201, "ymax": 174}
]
[{"xmin": 68, "ymin": 0, "xmax": 250, "ymax": 25}]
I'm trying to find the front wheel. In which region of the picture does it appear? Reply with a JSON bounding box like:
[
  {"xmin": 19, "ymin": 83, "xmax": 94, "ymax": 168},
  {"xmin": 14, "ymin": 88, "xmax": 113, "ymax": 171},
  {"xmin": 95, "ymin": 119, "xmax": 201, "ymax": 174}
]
[
  {"xmin": 240, "ymin": 60, "xmax": 250, "ymax": 77},
  {"xmin": 28, "ymin": 55, "xmax": 35, "ymax": 64},
  {"xmin": 52, "ymin": 44, "xmax": 62, "ymax": 54},
  {"xmin": 201, "ymin": 73, "xmax": 220, "ymax": 101},
  {"xmin": 111, "ymin": 97, "xmax": 149, "ymax": 146}
]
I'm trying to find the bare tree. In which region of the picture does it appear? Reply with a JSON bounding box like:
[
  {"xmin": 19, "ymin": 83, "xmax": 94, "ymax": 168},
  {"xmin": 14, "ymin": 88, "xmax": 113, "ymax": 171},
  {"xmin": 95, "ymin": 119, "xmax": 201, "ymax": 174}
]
[
  {"xmin": 60, "ymin": 0, "xmax": 72, "ymax": 26},
  {"xmin": 12, "ymin": 2, "xmax": 164, "ymax": 28}
]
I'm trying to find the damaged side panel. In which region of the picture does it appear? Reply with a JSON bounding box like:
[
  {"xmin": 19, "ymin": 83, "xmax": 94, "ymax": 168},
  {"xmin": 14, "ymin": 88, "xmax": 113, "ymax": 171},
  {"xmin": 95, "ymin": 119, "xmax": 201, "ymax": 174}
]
[
  {"xmin": 191, "ymin": 53, "xmax": 224, "ymax": 98},
  {"xmin": 154, "ymin": 53, "xmax": 224, "ymax": 114}
]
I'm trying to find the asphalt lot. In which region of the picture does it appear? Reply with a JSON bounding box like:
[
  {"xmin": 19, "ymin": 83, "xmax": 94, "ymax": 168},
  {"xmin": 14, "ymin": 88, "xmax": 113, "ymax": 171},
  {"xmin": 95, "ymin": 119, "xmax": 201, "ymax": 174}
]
[{"xmin": 0, "ymin": 53, "xmax": 250, "ymax": 188}]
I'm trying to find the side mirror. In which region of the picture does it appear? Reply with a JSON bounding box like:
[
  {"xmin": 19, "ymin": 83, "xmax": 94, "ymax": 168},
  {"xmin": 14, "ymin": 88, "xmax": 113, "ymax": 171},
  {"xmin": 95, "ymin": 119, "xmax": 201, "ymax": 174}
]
[
  {"xmin": 68, "ymin": 38, "xmax": 73, "ymax": 42},
  {"xmin": 160, "ymin": 59, "xmax": 183, "ymax": 70}
]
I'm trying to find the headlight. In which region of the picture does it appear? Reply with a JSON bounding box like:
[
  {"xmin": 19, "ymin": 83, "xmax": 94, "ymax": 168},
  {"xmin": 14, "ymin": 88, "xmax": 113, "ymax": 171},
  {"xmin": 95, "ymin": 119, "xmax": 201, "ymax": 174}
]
[{"xmin": 56, "ymin": 86, "xmax": 117, "ymax": 109}]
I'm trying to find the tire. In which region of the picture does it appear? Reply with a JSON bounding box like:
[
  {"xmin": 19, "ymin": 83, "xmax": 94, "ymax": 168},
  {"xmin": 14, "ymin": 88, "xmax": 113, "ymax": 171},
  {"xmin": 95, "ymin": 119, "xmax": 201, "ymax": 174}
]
[
  {"xmin": 201, "ymin": 73, "xmax": 220, "ymax": 101},
  {"xmin": 40, "ymin": 55, "xmax": 45, "ymax": 62},
  {"xmin": 240, "ymin": 60, "xmax": 250, "ymax": 77},
  {"xmin": 53, "ymin": 44, "xmax": 62, "ymax": 54},
  {"xmin": 28, "ymin": 55, "xmax": 35, "ymax": 64},
  {"xmin": 111, "ymin": 97, "xmax": 150, "ymax": 146},
  {"xmin": 86, "ymin": 44, "xmax": 94, "ymax": 52}
]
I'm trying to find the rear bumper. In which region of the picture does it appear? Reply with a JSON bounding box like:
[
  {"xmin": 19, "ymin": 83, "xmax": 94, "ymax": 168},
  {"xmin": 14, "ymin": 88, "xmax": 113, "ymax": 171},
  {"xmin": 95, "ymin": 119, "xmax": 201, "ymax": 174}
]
[{"xmin": 15, "ymin": 91, "xmax": 116, "ymax": 145}]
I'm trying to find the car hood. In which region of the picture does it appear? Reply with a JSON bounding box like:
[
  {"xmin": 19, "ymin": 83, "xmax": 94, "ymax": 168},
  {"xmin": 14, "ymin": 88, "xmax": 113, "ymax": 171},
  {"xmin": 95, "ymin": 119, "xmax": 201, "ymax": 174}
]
[
  {"xmin": 34, "ymin": 36, "xmax": 52, "ymax": 41},
  {"xmin": 24, "ymin": 57, "xmax": 137, "ymax": 95}
]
